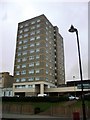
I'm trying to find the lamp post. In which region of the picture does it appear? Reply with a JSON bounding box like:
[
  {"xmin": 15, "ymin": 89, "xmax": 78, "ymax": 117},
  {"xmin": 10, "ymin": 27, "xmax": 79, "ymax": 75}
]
[
  {"xmin": 73, "ymin": 76, "xmax": 76, "ymax": 97},
  {"xmin": 68, "ymin": 25, "xmax": 86, "ymax": 120}
]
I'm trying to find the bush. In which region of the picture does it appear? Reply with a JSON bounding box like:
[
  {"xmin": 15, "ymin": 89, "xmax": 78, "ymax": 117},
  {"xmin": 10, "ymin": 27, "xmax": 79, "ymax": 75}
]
[{"xmin": 2, "ymin": 96, "xmax": 68, "ymax": 103}]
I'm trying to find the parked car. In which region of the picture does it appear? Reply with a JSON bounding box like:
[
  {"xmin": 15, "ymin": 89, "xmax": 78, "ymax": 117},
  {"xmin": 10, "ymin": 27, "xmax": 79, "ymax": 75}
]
[
  {"xmin": 69, "ymin": 95, "xmax": 79, "ymax": 100},
  {"xmin": 37, "ymin": 94, "xmax": 47, "ymax": 97}
]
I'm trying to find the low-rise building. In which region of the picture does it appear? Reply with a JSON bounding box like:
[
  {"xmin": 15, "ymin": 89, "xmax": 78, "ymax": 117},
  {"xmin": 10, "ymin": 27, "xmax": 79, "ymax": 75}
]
[{"xmin": 0, "ymin": 72, "xmax": 14, "ymax": 97}]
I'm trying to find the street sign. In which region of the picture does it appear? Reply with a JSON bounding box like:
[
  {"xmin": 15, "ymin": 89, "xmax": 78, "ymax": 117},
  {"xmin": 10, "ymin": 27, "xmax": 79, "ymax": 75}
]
[{"xmin": 77, "ymin": 84, "xmax": 90, "ymax": 89}]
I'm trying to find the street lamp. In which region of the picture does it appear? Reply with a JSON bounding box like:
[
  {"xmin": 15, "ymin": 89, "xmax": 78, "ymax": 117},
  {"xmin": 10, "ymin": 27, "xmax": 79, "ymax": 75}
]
[
  {"xmin": 73, "ymin": 76, "xmax": 76, "ymax": 97},
  {"xmin": 68, "ymin": 25, "xmax": 86, "ymax": 120}
]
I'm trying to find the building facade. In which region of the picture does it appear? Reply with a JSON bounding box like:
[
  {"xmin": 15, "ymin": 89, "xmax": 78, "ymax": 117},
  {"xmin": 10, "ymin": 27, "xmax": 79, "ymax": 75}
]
[
  {"xmin": 0, "ymin": 72, "xmax": 13, "ymax": 88},
  {"xmin": 13, "ymin": 14, "xmax": 65, "ymax": 96},
  {"xmin": 0, "ymin": 72, "xmax": 13, "ymax": 96}
]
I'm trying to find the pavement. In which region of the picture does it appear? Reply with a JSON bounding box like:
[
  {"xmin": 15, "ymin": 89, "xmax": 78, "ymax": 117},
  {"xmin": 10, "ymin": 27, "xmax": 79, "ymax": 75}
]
[
  {"xmin": 1, "ymin": 113, "xmax": 90, "ymax": 120},
  {"xmin": 1, "ymin": 113, "xmax": 72, "ymax": 120}
]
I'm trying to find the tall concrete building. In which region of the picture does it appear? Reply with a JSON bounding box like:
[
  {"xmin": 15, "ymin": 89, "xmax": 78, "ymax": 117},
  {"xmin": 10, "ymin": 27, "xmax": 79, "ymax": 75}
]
[{"xmin": 13, "ymin": 15, "xmax": 65, "ymax": 96}]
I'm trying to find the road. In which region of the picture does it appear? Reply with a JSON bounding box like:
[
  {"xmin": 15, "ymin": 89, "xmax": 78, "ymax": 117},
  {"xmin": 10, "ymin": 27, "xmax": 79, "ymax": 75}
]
[{"xmin": 1, "ymin": 113, "xmax": 90, "ymax": 120}]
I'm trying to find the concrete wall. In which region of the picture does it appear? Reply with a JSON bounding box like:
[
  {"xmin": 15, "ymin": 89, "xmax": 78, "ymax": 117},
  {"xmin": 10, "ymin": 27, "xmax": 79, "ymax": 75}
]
[{"xmin": 2, "ymin": 101, "xmax": 90, "ymax": 118}]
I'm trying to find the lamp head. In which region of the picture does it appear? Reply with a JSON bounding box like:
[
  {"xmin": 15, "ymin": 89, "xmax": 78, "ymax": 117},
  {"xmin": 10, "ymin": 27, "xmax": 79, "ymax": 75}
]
[{"xmin": 68, "ymin": 25, "xmax": 77, "ymax": 33}]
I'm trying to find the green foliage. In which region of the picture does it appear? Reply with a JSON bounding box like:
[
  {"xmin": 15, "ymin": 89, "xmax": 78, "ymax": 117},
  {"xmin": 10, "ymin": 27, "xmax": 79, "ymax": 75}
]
[{"xmin": 2, "ymin": 96, "xmax": 68, "ymax": 102}]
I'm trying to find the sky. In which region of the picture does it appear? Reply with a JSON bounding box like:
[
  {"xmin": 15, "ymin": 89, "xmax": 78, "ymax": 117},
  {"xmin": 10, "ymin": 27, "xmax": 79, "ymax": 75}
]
[{"xmin": 0, "ymin": 0, "xmax": 89, "ymax": 81}]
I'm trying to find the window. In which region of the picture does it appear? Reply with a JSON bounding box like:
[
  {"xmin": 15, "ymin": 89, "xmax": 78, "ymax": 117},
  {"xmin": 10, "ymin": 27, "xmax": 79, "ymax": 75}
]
[
  {"xmin": 46, "ymin": 38, "xmax": 48, "ymax": 41},
  {"xmin": 30, "ymin": 31, "xmax": 35, "ymax": 35},
  {"xmin": 22, "ymin": 64, "xmax": 26, "ymax": 68},
  {"xmin": 25, "ymin": 85, "xmax": 28, "ymax": 88},
  {"xmin": 17, "ymin": 53, "xmax": 21, "ymax": 56},
  {"xmin": 46, "ymin": 32, "xmax": 48, "ymax": 35},
  {"xmin": 24, "ymin": 28, "xmax": 29, "ymax": 32},
  {"xmin": 19, "ymin": 25, "xmax": 23, "ymax": 28},
  {"xmin": 35, "ymin": 77, "xmax": 40, "ymax": 80},
  {"xmin": 37, "ymin": 19, "xmax": 40, "ymax": 22},
  {"xmin": 22, "ymin": 51, "xmax": 27, "ymax": 55},
  {"xmin": 28, "ymin": 85, "xmax": 33, "ymax": 88},
  {"xmin": 19, "ymin": 30, "xmax": 23, "ymax": 34},
  {"xmin": 16, "ymin": 78, "xmax": 20, "ymax": 82},
  {"xmin": 18, "ymin": 41, "xmax": 22, "ymax": 44},
  {"xmin": 36, "ymin": 30, "xmax": 40, "ymax": 34},
  {"xmin": 31, "ymin": 21, "xmax": 35, "ymax": 24},
  {"xmin": 5, "ymin": 91, "xmax": 9, "ymax": 96},
  {"xmin": 46, "ymin": 57, "xmax": 48, "ymax": 60},
  {"xmin": 37, "ymin": 24, "xmax": 40, "ymax": 28},
  {"xmin": 36, "ymin": 48, "xmax": 40, "ymax": 52},
  {"xmin": 18, "ymin": 46, "xmax": 22, "ymax": 50},
  {"xmin": 21, "ymin": 70, "xmax": 26, "ymax": 75},
  {"xmin": 46, "ymin": 22, "xmax": 48, "ymax": 25},
  {"xmin": 36, "ymin": 42, "xmax": 40, "ymax": 46},
  {"xmin": 30, "ymin": 37, "xmax": 35, "ymax": 41},
  {"xmin": 29, "ymin": 56, "xmax": 34, "ymax": 60},
  {"xmin": 24, "ymin": 33, "xmax": 28, "ymax": 37},
  {"xmin": 36, "ymin": 35, "xmax": 40, "ymax": 40},
  {"xmin": 46, "ymin": 70, "xmax": 48, "ymax": 74},
  {"xmin": 16, "ymin": 71, "xmax": 20, "ymax": 75},
  {"xmin": 23, "ymin": 39, "xmax": 28, "ymax": 43},
  {"xmin": 21, "ymin": 78, "xmax": 26, "ymax": 82},
  {"xmin": 46, "ymin": 43, "xmax": 48, "ymax": 47},
  {"xmin": 49, "ymin": 25, "xmax": 51, "ymax": 28},
  {"xmin": 19, "ymin": 35, "xmax": 23, "ymax": 39},
  {"xmin": 46, "ymin": 78, "xmax": 48, "ymax": 81},
  {"xmin": 36, "ymin": 55, "xmax": 40, "ymax": 59},
  {"xmin": 24, "ymin": 23, "xmax": 29, "ymax": 27},
  {"xmin": 22, "ymin": 57, "xmax": 27, "ymax": 62},
  {"xmin": 49, "ymin": 41, "xmax": 51, "ymax": 44},
  {"xmin": 31, "ymin": 26, "xmax": 35, "ymax": 30},
  {"xmin": 49, "ymin": 31, "xmax": 51, "ymax": 33},
  {"xmin": 27, "ymin": 85, "xmax": 33, "ymax": 88},
  {"xmin": 17, "ymin": 59, "xmax": 21, "ymax": 62},
  {"xmin": 30, "ymin": 43, "xmax": 35, "ymax": 47},
  {"xmin": 23, "ymin": 45, "xmax": 27, "ymax": 49},
  {"xmin": 28, "ymin": 77, "xmax": 34, "ymax": 81},
  {"xmin": 36, "ymin": 69, "xmax": 40, "ymax": 73},
  {"xmin": 46, "ymin": 64, "xmax": 48, "ymax": 67},
  {"xmin": 36, "ymin": 62, "xmax": 40, "ymax": 66},
  {"xmin": 46, "ymin": 27, "xmax": 48, "ymax": 30},
  {"xmin": 29, "ymin": 62, "xmax": 34, "ymax": 67},
  {"xmin": 16, "ymin": 65, "xmax": 20, "ymax": 69},
  {"xmin": 46, "ymin": 50, "xmax": 48, "ymax": 53},
  {"xmin": 30, "ymin": 49, "xmax": 34, "ymax": 53},
  {"xmin": 29, "ymin": 70, "xmax": 34, "ymax": 74}
]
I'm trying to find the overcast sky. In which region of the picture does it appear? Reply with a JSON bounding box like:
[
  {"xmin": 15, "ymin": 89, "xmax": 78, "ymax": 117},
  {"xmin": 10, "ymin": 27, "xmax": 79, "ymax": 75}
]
[{"xmin": 0, "ymin": 0, "xmax": 89, "ymax": 81}]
